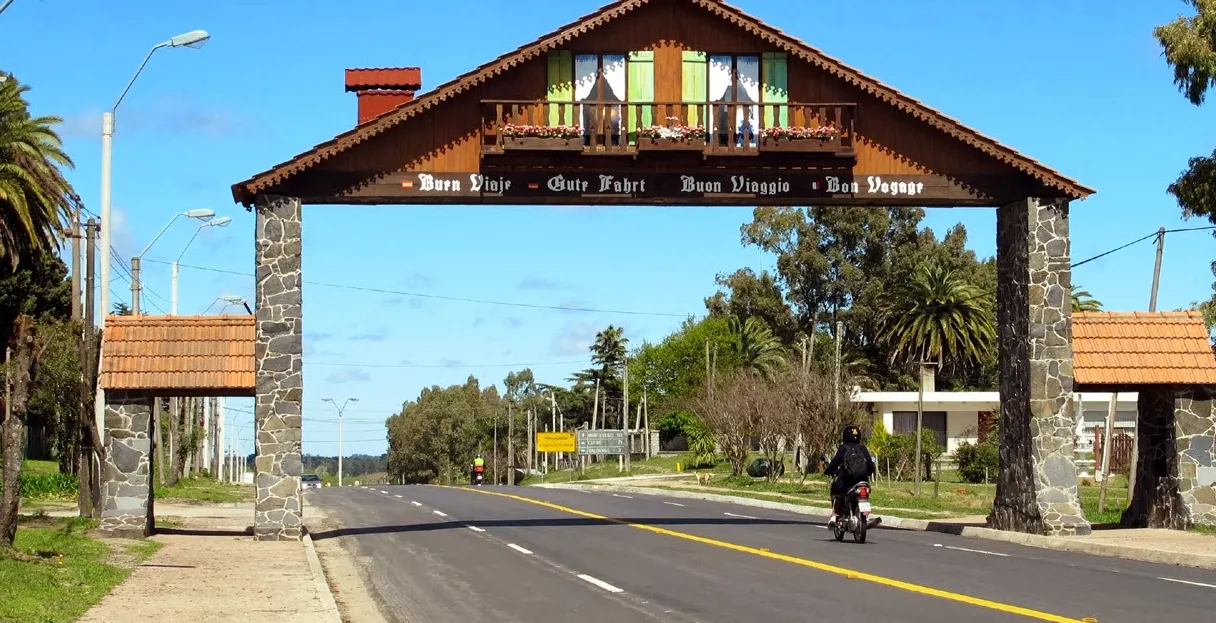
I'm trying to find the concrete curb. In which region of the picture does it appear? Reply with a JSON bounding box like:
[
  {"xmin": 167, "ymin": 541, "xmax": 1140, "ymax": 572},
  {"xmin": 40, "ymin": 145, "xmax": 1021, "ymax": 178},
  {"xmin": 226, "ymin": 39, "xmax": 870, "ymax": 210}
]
[
  {"xmin": 540, "ymin": 483, "xmax": 1216, "ymax": 571},
  {"xmin": 303, "ymin": 532, "xmax": 343, "ymax": 623}
]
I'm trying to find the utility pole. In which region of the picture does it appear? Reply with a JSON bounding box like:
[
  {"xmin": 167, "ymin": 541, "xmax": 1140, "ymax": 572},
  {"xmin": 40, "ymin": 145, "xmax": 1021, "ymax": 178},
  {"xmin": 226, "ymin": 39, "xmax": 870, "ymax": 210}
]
[
  {"xmin": 70, "ymin": 209, "xmax": 82, "ymax": 322},
  {"xmin": 507, "ymin": 401, "xmax": 514, "ymax": 486},
  {"xmin": 1128, "ymin": 227, "xmax": 1167, "ymax": 500},
  {"xmin": 914, "ymin": 361, "xmax": 928, "ymax": 495},
  {"xmin": 153, "ymin": 397, "xmax": 165, "ymax": 485},
  {"xmin": 623, "ymin": 359, "xmax": 630, "ymax": 473},
  {"xmin": 129, "ymin": 257, "xmax": 141, "ymax": 315},
  {"xmin": 1098, "ymin": 392, "xmax": 1118, "ymax": 512},
  {"xmin": 84, "ymin": 218, "xmax": 101, "ymax": 516},
  {"xmin": 643, "ymin": 387, "xmax": 651, "ymax": 459},
  {"xmin": 493, "ymin": 412, "xmax": 499, "ymax": 485},
  {"xmin": 833, "ymin": 321, "xmax": 844, "ymax": 411},
  {"xmin": 549, "ymin": 388, "xmax": 557, "ymax": 463}
]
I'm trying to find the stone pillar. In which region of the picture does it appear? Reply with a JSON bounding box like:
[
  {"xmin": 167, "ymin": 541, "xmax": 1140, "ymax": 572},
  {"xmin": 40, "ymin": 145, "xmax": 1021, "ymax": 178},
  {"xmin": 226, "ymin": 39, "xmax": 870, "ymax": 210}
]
[
  {"xmin": 254, "ymin": 194, "xmax": 304, "ymax": 541},
  {"xmin": 1127, "ymin": 387, "xmax": 1216, "ymax": 528},
  {"xmin": 989, "ymin": 197, "xmax": 1090, "ymax": 536},
  {"xmin": 1176, "ymin": 388, "xmax": 1216, "ymax": 526},
  {"xmin": 98, "ymin": 390, "xmax": 154, "ymax": 538}
]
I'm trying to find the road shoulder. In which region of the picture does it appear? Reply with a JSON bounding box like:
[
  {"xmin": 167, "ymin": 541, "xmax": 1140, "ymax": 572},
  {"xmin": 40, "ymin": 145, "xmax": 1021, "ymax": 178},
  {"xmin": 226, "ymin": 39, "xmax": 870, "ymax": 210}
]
[
  {"xmin": 304, "ymin": 500, "xmax": 391, "ymax": 623},
  {"xmin": 541, "ymin": 482, "xmax": 1216, "ymax": 570}
]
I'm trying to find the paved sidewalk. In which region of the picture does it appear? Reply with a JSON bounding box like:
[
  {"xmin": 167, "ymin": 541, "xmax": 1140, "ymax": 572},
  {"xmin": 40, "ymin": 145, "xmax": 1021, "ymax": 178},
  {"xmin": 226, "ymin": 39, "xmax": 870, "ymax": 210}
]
[{"xmin": 78, "ymin": 503, "xmax": 340, "ymax": 623}]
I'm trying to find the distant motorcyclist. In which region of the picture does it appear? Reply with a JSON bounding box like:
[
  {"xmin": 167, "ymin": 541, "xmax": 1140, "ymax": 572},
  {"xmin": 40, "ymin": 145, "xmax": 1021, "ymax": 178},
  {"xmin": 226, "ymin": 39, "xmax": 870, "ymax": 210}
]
[
  {"xmin": 471, "ymin": 454, "xmax": 486, "ymax": 483},
  {"xmin": 823, "ymin": 425, "xmax": 875, "ymax": 528}
]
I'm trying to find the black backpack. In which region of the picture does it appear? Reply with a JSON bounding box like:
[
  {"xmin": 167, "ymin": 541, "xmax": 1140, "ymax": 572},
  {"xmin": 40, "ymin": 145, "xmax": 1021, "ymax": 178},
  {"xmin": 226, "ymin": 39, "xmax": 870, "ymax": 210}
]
[{"xmin": 841, "ymin": 444, "xmax": 868, "ymax": 481}]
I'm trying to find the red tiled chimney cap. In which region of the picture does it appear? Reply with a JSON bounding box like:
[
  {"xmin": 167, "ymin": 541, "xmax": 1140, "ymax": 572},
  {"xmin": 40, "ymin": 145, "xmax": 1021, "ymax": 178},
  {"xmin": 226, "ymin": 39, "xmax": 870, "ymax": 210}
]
[{"xmin": 345, "ymin": 68, "xmax": 422, "ymax": 92}]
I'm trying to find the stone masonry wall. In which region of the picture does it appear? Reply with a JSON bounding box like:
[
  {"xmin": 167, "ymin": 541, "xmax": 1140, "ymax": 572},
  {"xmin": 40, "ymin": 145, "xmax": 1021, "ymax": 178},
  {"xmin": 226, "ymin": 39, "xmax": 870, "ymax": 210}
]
[
  {"xmin": 990, "ymin": 197, "xmax": 1090, "ymax": 536},
  {"xmin": 1125, "ymin": 388, "xmax": 1189, "ymax": 529},
  {"xmin": 1174, "ymin": 388, "xmax": 1216, "ymax": 526},
  {"xmin": 99, "ymin": 390, "xmax": 153, "ymax": 538},
  {"xmin": 254, "ymin": 195, "xmax": 304, "ymax": 541}
]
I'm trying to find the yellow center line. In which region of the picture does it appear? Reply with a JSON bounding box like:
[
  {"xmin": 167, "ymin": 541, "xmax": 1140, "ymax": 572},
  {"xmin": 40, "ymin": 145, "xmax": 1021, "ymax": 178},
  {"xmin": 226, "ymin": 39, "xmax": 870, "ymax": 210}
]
[{"xmin": 436, "ymin": 485, "xmax": 1087, "ymax": 623}]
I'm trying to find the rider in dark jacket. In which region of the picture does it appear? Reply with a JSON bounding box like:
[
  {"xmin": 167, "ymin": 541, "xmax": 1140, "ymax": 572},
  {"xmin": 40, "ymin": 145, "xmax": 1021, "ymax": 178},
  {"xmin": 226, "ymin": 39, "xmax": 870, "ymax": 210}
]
[{"xmin": 823, "ymin": 424, "xmax": 875, "ymax": 527}]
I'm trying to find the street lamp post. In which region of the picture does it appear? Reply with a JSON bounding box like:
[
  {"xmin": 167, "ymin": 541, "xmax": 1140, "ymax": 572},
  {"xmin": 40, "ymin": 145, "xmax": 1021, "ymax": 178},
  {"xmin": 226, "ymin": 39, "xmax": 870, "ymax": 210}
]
[
  {"xmin": 130, "ymin": 209, "xmax": 214, "ymax": 314},
  {"xmin": 170, "ymin": 216, "xmax": 231, "ymax": 314},
  {"xmin": 96, "ymin": 29, "xmax": 210, "ymax": 455},
  {"xmin": 322, "ymin": 398, "xmax": 359, "ymax": 486}
]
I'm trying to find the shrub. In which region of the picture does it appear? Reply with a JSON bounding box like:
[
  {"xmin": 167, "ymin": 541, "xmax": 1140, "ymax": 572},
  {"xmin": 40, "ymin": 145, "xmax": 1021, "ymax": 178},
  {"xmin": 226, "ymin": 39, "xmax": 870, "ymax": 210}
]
[
  {"xmin": 955, "ymin": 440, "xmax": 1000, "ymax": 484},
  {"xmin": 682, "ymin": 414, "xmax": 718, "ymax": 469}
]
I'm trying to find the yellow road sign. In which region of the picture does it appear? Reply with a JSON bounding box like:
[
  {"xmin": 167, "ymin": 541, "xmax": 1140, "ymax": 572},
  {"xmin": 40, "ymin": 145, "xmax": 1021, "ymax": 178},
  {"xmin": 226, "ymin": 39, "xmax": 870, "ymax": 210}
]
[{"xmin": 536, "ymin": 431, "xmax": 576, "ymax": 453}]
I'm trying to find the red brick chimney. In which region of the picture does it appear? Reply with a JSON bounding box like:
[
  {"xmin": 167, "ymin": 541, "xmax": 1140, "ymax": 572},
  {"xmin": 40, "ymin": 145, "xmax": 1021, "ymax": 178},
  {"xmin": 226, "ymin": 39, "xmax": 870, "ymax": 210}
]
[{"xmin": 344, "ymin": 68, "xmax": 422, "ymax": 125}]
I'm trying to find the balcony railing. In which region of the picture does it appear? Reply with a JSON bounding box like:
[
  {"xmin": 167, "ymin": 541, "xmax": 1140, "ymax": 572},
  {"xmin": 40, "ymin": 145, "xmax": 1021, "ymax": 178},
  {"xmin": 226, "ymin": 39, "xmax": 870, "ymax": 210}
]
[{"xmin": 480, "ymin": 100, "xmax": 856, "ymax": 155}]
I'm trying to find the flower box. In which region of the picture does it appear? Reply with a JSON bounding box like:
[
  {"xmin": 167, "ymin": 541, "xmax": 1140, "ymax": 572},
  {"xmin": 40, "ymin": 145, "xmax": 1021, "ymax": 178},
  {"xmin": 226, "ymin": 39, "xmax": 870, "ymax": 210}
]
[
  {"xmin": 758, "ymin": 126, "xmax": 843, "ymax": 153},
  {"xmin": 636, "ymin": 137, "xmax": 707, "ymax": 151},
  {"xmin": 759, "ymin": 136, "xmax": 841, "ymax": 152},
  {"xmin": 500, "ymin": 124, "xmax": 584, "ymax": 151},
  {"xmin": 502, "ymin": 136, "xmax": 584, "ymax": 151}
]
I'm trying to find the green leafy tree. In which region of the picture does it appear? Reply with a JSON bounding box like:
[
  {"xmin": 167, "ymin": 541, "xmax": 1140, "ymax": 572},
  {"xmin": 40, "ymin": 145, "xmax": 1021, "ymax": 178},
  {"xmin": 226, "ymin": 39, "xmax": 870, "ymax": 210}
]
[
  {"xmin": 1155, "ymin": 2, "xmax": 1216, "ymax": 303},
  {"xmin": 726, "ymin": 314, "xmax": 786, "ymax": 380},
  {"xmin": 1071, "ymin": 285, "xmax": 1103, "ymax": 313},
  {"xmin": 704, "ymin": 268, "xmax": 798, "ymax": 344},
  {"xmin": 877, "ymin": 264, "xmax": 996, "ymax": 372},
  {"xmin": 0, "ymin": 74, "xmax": 76, "ymax": 266}
]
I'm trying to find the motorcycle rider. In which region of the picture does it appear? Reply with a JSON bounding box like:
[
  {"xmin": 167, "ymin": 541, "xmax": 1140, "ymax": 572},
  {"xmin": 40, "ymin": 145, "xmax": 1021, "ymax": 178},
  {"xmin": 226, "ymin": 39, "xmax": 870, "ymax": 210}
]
[
  {"xmin": 472, "ymin": 454, "xmax": 486, "ymax": 483},
  {"xmin": 823, "ymin": 424, "xmax": 875, "ymax": 528}
]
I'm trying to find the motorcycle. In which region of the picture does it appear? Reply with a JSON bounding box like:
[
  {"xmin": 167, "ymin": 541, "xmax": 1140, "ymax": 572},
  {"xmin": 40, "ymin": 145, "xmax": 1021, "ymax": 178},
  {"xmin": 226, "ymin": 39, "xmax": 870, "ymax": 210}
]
[
  {"xmin": 822, "ymin": 455, "xmax": 880, "ymax": 544},
  {"xmin": 471, "ymin": 468, "xmax": 485, "ymax": 486}
]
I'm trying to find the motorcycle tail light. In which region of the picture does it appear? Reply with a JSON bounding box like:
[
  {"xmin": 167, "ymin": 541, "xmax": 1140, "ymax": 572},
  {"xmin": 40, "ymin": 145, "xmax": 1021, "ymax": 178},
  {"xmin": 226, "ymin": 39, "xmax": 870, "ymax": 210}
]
[{"xmin": 858, "ymin": 486, "xmax": 870, "ymax": 498}]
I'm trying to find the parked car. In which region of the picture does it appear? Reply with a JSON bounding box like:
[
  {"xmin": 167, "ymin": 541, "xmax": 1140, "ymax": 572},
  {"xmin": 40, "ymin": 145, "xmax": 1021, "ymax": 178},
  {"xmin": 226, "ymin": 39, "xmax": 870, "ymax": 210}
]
[{"xmin": 301, "ymin": 474, "xmax": 323, "ymax": 489}]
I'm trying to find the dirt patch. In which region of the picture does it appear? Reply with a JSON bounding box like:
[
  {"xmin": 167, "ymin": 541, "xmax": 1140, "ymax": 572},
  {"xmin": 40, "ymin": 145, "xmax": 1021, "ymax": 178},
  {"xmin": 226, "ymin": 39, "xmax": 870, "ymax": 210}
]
[{"xmin": 306, "ymin": 505, "xmax": 390, "ymax": 623}]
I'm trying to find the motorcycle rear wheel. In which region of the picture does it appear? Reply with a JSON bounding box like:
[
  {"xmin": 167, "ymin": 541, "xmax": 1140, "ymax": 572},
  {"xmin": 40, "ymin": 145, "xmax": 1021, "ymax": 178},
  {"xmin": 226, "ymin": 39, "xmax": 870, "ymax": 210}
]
[{"xmin": 853, "ymin": 516, "xmax": 867, "ymax": 544}]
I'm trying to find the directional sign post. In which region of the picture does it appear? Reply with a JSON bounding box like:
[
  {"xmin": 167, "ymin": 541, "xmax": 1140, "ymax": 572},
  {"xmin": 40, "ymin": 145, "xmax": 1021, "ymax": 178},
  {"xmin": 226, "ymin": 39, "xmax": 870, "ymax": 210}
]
[{"xmin": 577, "ymin": 429, "xmax": 627, "ymax": 456}]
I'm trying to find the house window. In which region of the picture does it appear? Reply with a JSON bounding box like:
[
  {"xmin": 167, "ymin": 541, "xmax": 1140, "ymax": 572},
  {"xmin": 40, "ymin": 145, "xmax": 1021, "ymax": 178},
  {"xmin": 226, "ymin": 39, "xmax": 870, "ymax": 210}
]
[
  {"xmin": 682, "ymin": 53, "xmax": 789, "ymax": 147},
  {"xmin": 892, "ymin": 411, "xmax": 948, "ymax": 449},
  {"xmin": 547, "ymin": 51, "xmax": 655, "ymax": 145},
  {"xmin": 575, "ymin": 54, "xmax": 627, "ymax": 144}
]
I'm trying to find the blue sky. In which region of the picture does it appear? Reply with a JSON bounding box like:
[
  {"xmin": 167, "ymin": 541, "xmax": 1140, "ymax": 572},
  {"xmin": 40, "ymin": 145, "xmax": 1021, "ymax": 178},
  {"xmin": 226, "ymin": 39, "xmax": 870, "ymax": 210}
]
[{"xmin": 2, "ymin": 0, "xmax": 1213, "ymax": 458}]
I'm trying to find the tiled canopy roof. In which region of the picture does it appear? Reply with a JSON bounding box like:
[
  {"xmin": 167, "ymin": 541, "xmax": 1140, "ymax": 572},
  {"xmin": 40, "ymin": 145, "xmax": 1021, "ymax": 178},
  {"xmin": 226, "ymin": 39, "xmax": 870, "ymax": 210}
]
[
  {"xmin": 99, "ymin": 315, "xmax": 255, "ymax": 395},
  {"xmin": 1073, "ymin": 311, "xmax": 1216, "ymax": 387}
]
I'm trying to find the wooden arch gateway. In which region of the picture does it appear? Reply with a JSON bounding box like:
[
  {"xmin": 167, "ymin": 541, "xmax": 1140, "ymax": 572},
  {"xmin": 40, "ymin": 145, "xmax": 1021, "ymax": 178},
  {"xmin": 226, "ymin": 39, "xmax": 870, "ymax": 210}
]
[{"xmin": 223, "ymin": 0, "xmax": 1106, "ymax": 541}]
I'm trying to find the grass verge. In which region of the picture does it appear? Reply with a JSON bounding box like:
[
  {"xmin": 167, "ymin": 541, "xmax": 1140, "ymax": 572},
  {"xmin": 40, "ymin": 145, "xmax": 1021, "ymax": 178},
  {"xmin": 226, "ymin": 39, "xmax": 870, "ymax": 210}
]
[
  {"xmin": 154, "ymin": 475, "xmax": 254, "ymax": 504},
  {"xmin": 0, "ymin": 515, "xmax": 160, "ymax": 622}
]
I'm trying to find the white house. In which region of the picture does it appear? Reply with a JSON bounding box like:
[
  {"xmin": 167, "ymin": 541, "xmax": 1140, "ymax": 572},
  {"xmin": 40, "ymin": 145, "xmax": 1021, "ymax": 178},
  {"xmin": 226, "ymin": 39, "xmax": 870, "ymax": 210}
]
[{"xmin": 850, "ymin": 388, "xmax": 1138, "ymax": 456}]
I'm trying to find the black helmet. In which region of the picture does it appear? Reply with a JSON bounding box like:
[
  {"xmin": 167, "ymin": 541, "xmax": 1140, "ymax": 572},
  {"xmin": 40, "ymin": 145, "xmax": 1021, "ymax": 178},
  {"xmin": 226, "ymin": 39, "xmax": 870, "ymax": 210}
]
[{"xmin": 842, "ymin": 425, "xmax": 861, "ymax": 444}]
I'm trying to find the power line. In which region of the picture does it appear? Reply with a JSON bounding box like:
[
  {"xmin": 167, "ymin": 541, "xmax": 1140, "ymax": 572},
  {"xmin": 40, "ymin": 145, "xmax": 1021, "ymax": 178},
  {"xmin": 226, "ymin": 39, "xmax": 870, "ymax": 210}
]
[
  {"xmin": 138, "ymin": 258, "xmax": 688, "ymax": 317},
  {"xmin": 307, "ymin": 360, "xmax": 584, "ymax": 369}
]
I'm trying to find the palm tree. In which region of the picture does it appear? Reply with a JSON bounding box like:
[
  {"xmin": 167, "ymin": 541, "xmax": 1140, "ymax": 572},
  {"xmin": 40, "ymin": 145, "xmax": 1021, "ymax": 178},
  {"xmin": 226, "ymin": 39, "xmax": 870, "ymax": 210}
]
[
  {"xmin": 1071, "ymin": 285, "xmax": 1102, "ymax": 313},
  {"xmin": 877, "ymin": 264, "xmax": 995, "ymax": 369},
  {"xmin": 0, "ymin": 74, "xmax": 76, "ymax": 266},
  {"xmin": 727, "ymin": 314, "xmax": 786, "ymax": 380}
]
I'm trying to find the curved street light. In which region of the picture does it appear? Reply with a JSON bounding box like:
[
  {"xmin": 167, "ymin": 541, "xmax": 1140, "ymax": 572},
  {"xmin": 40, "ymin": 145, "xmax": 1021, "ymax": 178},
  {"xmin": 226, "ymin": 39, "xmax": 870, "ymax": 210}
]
[
  {"xmin": 129, "ymin": 209, "xmax": 215, "ymax": 314},
  {"xmin": 322, "ymin": 398, "xmax": 361, "ymax": 486},
  {"xmin": 97, "ymin": 29, "xmax": 210, "ymax": 445},
  {"xmin": 171, "ymin": 216, "xmax": 231, "ymax": 314}
]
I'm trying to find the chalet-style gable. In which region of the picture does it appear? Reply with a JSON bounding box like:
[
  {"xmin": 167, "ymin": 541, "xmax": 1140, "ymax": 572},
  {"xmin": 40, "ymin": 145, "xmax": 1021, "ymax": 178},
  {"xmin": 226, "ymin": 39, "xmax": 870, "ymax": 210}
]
[{"xmin": 231, "ymin": 0, "xmax": 1094, "ymax": 206}]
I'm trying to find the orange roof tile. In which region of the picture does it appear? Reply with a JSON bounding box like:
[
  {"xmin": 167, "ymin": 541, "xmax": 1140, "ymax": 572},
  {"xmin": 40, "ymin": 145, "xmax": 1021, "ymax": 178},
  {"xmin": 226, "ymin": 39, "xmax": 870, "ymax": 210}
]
[
  {"xmin": 1073, "ymin": 311, "xmax": 1216, "ymax": 386},
  {"xmin": 100, "ymin": 315, "xmax": 255, "ymax": 395}
]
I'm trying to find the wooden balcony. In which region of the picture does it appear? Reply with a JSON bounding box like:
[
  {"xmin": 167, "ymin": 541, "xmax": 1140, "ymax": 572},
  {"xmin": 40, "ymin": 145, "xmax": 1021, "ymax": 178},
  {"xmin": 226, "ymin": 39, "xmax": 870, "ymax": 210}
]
[{"xmin": 480, "ymin": 100, "xmax": 856, "ymax": 157}]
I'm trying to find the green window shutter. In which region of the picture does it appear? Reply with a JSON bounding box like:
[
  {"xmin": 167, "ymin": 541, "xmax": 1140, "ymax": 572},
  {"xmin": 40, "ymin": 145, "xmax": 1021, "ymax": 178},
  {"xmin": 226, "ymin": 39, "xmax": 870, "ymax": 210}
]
[
  {"xmin": 681, "ymin": 51, "xmax": 707, "ymax": 127},
  {"xmin": 762, "ymin": 52, "xmax": 789, "ymax": 127},
  {"xmin": 626, "ymin": 51, "xmax": 654, "ymax": 145},
  {"xmin": 547, "ymin": 50, "xmax": 574, "ymax": 126}
]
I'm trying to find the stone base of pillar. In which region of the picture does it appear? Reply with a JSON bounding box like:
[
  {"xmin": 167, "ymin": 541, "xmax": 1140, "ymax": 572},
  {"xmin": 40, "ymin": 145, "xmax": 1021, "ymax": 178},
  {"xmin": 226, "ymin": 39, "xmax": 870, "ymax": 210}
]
[
  {"xmin": 989, "ymin": 197, "xmax": 1090, "ymax": 537},
  {"xmin": 98, "ymin": 390, "xmax": 154, "ymax": 538},
  {"xmin": 1127, "ymin": 387, "xmax": 1216, "ymax": 528}
]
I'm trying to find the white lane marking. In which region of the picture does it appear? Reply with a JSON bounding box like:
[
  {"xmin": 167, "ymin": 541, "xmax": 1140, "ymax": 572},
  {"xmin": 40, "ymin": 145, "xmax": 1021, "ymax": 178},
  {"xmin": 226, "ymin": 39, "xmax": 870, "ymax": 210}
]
[
  {"xmin": 433, "ymin": 510, "xmax": 448, "ymax": 517},
  {"xmin": 466, "ymin": 525, "xmax": 486, "ymax": 533},
  {"xmin": 411, "ymin": 501, "xmax": 422, "ymax": 507},
  {"xmin": 611, "ymin": 493, "xmax": 633, "ymax": 499},
  {"xmin": 577, "ymin": 573, "xmax": 624, "ymax": 593},
  {"xmin": 663, "ymin": 501, "xmax": 685, "ymax": 507},
  {"xmin": 393, "ymin": 494, "xmax": 403, "ymax": 498},
  {"xmin": 724, "ymin": 512, "xmax": 757, "ymax": 519},
  {"xmin": 933, "ymin": 544, "xmax": 1010, "ymax": 557},
  {"xmin": 1159, "ymin": 577, "xmax": 1216, "ymax": 589},
  {"xmin": 507, "ymin": 543, "xmax": 534, "ymax": 555}
]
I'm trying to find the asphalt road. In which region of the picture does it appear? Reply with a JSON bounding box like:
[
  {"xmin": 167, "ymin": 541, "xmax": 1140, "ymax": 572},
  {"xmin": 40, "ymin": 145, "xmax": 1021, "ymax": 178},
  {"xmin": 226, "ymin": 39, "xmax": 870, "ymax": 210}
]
[{"xmin": 308, "ymin": 484, "xmax": 1216, "ymax": 623}]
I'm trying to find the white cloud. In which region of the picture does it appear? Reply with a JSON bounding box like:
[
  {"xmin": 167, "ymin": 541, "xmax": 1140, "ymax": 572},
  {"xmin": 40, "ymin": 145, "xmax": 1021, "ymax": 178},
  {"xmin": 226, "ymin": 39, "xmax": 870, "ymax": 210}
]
[
  {"xmin": 325, "ymin": 367, "xmax": 371, "ymax": 384},
  {"xmin": 549, "ymin": 323, "xmax": 599, "ymax": 357}
]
